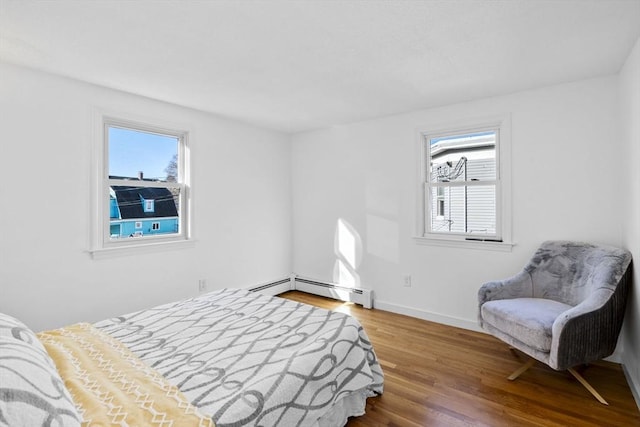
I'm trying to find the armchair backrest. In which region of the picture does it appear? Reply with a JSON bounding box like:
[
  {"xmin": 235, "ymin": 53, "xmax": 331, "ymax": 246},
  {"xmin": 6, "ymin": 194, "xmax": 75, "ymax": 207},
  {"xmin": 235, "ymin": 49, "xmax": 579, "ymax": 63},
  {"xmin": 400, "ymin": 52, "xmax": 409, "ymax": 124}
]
[{"xmin": 524, "ymin": 241, "xmax": 632, "ymax": 306}]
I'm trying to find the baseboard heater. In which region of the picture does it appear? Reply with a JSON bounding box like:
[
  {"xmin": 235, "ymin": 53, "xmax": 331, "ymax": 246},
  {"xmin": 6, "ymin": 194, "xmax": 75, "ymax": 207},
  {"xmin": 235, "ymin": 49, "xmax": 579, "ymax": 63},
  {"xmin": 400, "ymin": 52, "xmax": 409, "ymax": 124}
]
[
  {"xmin": 248, "ymin": 275, "xmax": 373, "ymax": 309},
  {"xmin": 247, "ymin": 278, "xmax": 292, "ymax": 296}
]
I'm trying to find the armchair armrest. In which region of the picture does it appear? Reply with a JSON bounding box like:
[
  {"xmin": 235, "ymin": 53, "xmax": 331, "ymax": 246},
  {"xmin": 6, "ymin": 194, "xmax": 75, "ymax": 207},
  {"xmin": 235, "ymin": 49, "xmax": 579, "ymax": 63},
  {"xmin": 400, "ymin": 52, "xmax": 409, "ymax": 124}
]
[
  {"xmin": 550, "ymin": 285, "xmax": 627, "ymax": 370},
  {"xmin": 478, "ymin": 270, "xmax": 533, "ymax": 306}
]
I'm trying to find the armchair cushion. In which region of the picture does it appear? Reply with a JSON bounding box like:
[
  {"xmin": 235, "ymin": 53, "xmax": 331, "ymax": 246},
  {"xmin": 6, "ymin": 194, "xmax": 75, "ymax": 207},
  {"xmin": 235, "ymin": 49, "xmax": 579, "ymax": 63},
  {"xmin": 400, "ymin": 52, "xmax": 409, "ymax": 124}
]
[{"xmin": 482, "ymin": 298, "xmax": 572, "ymax": 352}]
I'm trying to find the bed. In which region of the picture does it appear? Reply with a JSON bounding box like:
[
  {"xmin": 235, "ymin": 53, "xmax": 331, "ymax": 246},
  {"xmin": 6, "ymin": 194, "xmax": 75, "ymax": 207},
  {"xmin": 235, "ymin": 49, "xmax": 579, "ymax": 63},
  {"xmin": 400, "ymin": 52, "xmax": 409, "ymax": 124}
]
[{"xmin": 0, "ymin": 288, "xmax": 384, "ymax": 426}]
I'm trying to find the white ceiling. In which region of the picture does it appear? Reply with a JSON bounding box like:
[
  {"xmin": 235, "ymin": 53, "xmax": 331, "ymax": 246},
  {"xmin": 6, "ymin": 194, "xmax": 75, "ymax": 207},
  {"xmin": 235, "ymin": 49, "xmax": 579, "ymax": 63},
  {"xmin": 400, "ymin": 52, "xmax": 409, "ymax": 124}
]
[{"xmin": 1, "ymin": 0, "xmax": 639, "ymax": 133}]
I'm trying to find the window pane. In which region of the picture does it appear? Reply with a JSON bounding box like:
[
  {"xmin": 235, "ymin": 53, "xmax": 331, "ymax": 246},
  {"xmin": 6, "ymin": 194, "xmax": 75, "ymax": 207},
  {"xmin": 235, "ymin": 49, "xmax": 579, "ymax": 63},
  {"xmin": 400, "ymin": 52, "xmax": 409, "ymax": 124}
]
[
  {"xmin": 430, "ymin": 131, "xmax": 496, "ymax": 182},
  {"xmin": 109, "ymin": 185, "xmax": 180, "ymax": 239},
  {"xmin": 466, "ymin": 185, "xmax": 496, "ymax": 235},
  {"xmin": 429, "ymin": 185, "xmax": 496, "ymax": 236},
  {"xmin": 430, "ymin": 186, "xmax": 465, "ymax": 233},
  {"xmin": 108, "ymin": 126, "xmax": 179, "ymax": 182}
]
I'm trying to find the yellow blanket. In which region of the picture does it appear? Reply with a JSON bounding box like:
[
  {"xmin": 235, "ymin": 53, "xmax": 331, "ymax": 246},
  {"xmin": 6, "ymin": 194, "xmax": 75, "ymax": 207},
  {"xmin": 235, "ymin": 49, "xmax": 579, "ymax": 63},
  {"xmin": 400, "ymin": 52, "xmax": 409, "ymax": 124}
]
[{"xmin": 38, "ymin": 323, "xmax": 214, "ymax": 427}]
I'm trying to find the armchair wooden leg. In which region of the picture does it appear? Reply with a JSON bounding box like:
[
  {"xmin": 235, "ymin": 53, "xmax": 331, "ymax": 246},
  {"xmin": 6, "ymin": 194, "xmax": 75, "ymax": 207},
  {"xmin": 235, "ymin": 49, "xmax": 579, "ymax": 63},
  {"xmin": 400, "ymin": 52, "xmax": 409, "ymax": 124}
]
[
  {"xmin": 568, "ymin": 368, "xmax": 609, "ymax": 405},
  {"xmin": 505, "ymin": 352, "xmax": 609, "ymax": 404},
  {"xmin": 507, "ymin": 358, "xmax": 536, "ymax": 380}
]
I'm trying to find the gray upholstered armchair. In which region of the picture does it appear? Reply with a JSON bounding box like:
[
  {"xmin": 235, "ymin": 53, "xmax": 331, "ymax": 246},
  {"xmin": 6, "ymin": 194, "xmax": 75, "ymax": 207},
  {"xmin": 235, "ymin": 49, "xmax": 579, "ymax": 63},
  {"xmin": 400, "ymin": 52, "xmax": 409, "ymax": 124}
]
[{"xmin": 478, "ymin": 240, "xmax": 632, "ymax": 404}]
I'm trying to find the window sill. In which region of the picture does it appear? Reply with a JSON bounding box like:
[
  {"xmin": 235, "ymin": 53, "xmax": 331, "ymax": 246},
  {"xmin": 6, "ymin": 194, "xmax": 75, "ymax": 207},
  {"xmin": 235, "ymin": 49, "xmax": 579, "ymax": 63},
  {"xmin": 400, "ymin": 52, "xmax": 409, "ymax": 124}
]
[
  {"xmin": 88, "ymin": 239, "xmax": 196, "ymax": 260},
  {"xmin": 413, "ymin": 236, "xmax": 514, "ymax": 252}
]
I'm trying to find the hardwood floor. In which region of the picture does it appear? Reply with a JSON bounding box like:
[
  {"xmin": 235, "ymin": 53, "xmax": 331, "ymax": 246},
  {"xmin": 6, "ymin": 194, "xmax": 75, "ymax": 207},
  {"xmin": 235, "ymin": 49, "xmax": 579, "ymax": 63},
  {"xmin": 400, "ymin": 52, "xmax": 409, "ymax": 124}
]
[{"xmin": 278, "ymin": 291, "xmax": 640, "ymax": 427}]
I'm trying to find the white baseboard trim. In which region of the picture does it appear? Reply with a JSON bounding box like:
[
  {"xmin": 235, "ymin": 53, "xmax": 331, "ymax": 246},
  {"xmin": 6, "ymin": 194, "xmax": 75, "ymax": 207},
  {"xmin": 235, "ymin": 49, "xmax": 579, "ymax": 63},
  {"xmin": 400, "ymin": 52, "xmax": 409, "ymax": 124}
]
[
  {"xmin": 622, "ymin": 343, "xmax": 640, "ymax": 411},
  {"xmin": 374, "ymin": 300, "xmax": 627, "ymax": 364},
  {"xmin": 622, "ymin": 363, "xmax": 640, "ymax": 411},
  {"xmin": 374, "ymin": 299, "xmax": 481, "ymax": 332},
  {"xmin": 603, "ymin": 351, "xmax": 623, "ymax": 364}
]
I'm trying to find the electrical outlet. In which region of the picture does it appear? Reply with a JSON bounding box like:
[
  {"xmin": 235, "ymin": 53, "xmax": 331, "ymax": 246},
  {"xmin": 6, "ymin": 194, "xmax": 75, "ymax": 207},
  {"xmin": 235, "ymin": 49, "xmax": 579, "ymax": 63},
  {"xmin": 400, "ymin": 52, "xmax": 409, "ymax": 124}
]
[
  {"xmin": 198, "ymin": 279, "xmax": 207, "ymax": 292},
  {"xmin": 403, "ymin": 275, "xmax": 412, "ymax": 287}
]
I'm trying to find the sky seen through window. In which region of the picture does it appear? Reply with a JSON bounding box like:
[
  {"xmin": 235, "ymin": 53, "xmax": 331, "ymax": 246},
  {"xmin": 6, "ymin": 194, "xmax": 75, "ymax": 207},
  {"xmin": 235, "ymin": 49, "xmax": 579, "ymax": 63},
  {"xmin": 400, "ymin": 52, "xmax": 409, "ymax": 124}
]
[{"xmin": 108, "ymin": 127, "xmax": 178, "ymax": 181}]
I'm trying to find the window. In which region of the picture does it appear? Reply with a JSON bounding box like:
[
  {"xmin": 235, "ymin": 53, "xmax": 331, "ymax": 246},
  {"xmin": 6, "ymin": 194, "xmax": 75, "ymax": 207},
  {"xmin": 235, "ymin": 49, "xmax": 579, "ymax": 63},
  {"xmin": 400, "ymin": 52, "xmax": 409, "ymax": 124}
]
[
  {"xmin": 436, "ymin": 187, "xmax": 445, "ymax": 217},
  {"xmin": 91, "ymin": 114, "xmax": 192, "ymax": 257},
  {"xmin": 417, "ymin": 116, "xmax": 511, "ymax": 250},
  {"xmin": 143, "ymin": 198, "xmax": 155, "ymax": 213}
]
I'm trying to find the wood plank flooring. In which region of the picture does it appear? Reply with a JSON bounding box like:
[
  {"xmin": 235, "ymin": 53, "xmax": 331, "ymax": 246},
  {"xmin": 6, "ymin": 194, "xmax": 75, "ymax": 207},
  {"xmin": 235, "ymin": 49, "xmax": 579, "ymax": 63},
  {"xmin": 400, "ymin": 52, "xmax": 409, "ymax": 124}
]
[{"xmin": 278, "ymin": 291, "xmax": 640, "ymax": 427}]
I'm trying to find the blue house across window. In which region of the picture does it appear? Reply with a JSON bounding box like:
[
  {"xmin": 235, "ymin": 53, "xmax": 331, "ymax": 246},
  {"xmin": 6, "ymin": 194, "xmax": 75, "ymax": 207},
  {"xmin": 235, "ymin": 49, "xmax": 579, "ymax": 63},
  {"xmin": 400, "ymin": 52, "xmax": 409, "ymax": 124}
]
[{"xmin": 109, "ymin": 186, "xmax": 179, "ymax": 239}]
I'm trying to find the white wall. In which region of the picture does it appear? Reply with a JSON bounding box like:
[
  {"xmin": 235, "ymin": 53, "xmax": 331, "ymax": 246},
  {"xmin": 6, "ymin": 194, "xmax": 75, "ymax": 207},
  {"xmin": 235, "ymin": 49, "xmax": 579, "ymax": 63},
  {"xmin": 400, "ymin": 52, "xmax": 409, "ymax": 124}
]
[
  {"xmin": 0, "ymin": 62, "xmax": 292, "ymax": 331},
  {"xmin": 620, "ymin": 37, "xmax": 640, "ymax": 404},
  {"xmin": 292, "ymin": 75, "xmax": 623, "ymax": 330}
]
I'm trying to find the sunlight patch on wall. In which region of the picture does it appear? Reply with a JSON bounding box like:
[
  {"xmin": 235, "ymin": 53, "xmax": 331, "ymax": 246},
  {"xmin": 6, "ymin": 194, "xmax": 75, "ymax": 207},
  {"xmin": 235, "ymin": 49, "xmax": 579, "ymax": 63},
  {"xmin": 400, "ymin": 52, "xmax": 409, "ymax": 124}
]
[
  {"xmin": 333, "ymin": 259, "xmax": 358, "ymax": 288},
  {"xmin": 338, "ymin": 219, "xmax": 357, "ymax": 268},
  {"xmin": 333, "ymin": 218, "xmax": 362, "ymax": 288}
]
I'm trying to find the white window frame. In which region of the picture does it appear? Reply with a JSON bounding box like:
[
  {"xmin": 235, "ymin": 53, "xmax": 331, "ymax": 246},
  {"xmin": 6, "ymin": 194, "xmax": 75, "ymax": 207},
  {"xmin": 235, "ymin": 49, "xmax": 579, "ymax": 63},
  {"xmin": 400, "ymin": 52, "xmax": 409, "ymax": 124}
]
[
  {"xmin": 414, "ymin": 115, "xmax": 513, "ymax": 251},
  {"xmin": 90, "ymin": 111, "xmax": 194, "ymax": 259}
]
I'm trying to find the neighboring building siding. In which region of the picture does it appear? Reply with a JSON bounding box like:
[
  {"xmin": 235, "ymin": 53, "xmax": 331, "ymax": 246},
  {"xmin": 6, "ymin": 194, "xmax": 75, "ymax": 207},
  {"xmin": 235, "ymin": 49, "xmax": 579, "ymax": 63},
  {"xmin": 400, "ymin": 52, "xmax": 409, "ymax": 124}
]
[
  {"xmin": 430, "ymin": 157, "xmax": 496, "ymax": 235},
  {"xmin": 466, "ymin": 185, "xmax": 495, "ymax": 234},
  {"xmin": 110, "ymin": 217, "xmax": 179, "ymax": 237}
]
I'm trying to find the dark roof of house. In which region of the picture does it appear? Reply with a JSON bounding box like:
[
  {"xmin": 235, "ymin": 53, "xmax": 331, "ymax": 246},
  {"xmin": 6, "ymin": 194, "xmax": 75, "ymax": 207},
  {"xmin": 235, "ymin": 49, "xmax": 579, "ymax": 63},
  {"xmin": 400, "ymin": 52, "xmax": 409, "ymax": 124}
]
[{"xmin": 111, "ymin": 186, "xmax": 178, "ymax": 219}]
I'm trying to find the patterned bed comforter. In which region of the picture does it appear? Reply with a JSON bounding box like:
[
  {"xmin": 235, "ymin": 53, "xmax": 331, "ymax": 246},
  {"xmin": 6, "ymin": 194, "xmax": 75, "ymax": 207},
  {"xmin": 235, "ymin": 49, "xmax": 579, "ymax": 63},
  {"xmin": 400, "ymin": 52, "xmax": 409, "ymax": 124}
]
[{"xmin": 94, "ymin": 288, "xmax": 384, "ymax": 427}]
